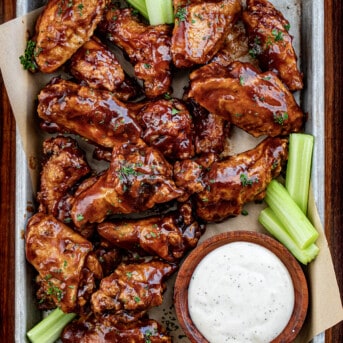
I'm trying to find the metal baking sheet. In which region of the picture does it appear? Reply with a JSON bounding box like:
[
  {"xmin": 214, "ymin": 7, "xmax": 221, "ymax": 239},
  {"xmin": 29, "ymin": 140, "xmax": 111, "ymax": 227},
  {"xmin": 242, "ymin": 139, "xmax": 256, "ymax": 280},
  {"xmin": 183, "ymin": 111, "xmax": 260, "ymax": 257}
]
[{"xmin": 14, "ymin": 0, "xmax": 325, "ymax": 342}]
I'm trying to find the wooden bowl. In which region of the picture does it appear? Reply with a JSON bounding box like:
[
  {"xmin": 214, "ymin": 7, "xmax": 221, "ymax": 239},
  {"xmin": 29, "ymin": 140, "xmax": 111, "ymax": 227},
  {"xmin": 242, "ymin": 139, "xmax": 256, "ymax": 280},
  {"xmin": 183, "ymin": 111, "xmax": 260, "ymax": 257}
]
[{"xmin": 174, "ymin": 230, "xmax": 308, "ymax": 343}]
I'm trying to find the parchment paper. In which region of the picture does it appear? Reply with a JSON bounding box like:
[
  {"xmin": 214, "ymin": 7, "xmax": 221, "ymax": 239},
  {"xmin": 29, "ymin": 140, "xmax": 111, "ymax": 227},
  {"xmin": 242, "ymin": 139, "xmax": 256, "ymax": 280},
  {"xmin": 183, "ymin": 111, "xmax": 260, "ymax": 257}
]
[{"xmin": 0, "ymin": 4, "xmax": 342, "ymax": 343}]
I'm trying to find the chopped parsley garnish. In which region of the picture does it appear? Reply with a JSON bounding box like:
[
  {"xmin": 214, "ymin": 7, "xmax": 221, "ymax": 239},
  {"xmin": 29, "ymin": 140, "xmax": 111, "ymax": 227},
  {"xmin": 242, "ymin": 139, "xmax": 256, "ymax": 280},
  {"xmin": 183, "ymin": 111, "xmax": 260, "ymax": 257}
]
[
  {"xmin": 249, "ymin": 49, "xmax": 257, "ymax": 58},
  {"xmin": 144, "ymin": 330, "xmax": 153, "ymax": 343},
  {"xmin": 46, "ymin": 281, "xmax": 63, "ymax": 302},
  {"xmin": 119, "ymin": 165, "xmax": 139, "ymax": 178},
  {"xmin": 175, "ymin": 7, "xmax": 187, "ymax": 21},
  {"xmin": 273, "ymin": 112, "xmax": 289, "ymax": 125},
  {"xmin": 171, "ymin": 108, "xmax": 180, "ymax": 115},
  {"xmin": 164, "ymin": 92, "xmax": 172, "ymax": 100},
  {"xmin": 76, "ymin": 213, "xmax": 84, "ymax": 221},
  {"xmin": 77, "ymin": 3, "xmax": 84, "ymax": 16},
  {"xmin": 265, "ymin": 37, "xmax": 273, "ymax": 48},
  {"xmin": 19, "ymin": 40, "xmax": 39, "ymax": 71},
  {"xmin": 240, "ymin": 173, "xmax": 259, "ymax": 187},
  {"xmin": 241, "ymin": 209, "xmax": 249, "ymax": 216},
  {"xmin": 272, "ymin": 28, "xmax": 283, "ymax": 42}
]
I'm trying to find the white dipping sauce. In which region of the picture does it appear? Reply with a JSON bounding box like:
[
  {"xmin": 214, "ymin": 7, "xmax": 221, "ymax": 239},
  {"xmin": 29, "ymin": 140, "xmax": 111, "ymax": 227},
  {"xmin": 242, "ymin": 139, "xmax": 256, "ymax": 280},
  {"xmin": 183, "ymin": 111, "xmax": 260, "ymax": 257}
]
[{"xmin": 188, "ymin": 241, "xmax": 294, "ymax": 343}]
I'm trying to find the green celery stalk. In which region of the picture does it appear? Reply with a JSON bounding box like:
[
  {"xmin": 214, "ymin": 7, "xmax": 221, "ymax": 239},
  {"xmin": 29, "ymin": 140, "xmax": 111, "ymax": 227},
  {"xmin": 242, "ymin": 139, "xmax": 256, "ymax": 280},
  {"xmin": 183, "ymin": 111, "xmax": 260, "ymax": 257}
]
[
  {"xmin": 285, "ymin": 133, "xmax": 314, "ymax": 214},
  {"xmin": 27, "ymin": 308, "xmax": 76, "ymax": 343},
  {"xmin": 126, "ymin": 0, "xmax": 149, "ymax": 20},
  {"xmin": 161, "ymin": 0, "xmax": 174, "ymax": 24},
  {"xmin": 259, "ymin": 207, "xmax": 319, "ymax": 264},
  {"xmin": 265, "ymin": 179, "xmax": 319, "ymax": 249},
  {"xmin": 145, "ymin": 0, "xmax": 174, "ymax": 25}
]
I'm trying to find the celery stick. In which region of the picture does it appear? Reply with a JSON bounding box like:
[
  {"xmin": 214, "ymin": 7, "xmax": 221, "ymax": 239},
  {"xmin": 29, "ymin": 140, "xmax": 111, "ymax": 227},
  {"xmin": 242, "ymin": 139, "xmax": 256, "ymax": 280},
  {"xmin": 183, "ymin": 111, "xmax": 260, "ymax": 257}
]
[
  {"xmin": 146, "ymin": 0, "xmax": 174, "ymax": 25},
  {"xmin": 27, "ymin": 308, "xmax": 76, "ymax": 343},
  {"xmin": 259, "ymin": 207, "xmax": 319, "ymax": 264},
  {"xmin": 126, "ymin": 0, "xmax": 149, "ymax": 20},
  {"xmin": 265, "ymin": 180, "xmax": 319, "ymax": 249},
  {"xmin": 285, "ymin": 133, "xmax": 314, "ymax": 214},
  {"xmin": 162, "ymin": 0, "xmax": 174, "ymax": 24}
]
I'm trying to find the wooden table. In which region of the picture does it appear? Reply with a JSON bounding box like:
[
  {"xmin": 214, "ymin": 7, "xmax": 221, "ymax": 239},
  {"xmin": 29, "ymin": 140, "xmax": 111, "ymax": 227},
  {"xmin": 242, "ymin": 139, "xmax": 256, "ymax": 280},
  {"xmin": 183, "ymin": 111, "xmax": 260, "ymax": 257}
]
[{"xmin": 0, "ymin": 1, "xmax": 342, "ymax": 342}]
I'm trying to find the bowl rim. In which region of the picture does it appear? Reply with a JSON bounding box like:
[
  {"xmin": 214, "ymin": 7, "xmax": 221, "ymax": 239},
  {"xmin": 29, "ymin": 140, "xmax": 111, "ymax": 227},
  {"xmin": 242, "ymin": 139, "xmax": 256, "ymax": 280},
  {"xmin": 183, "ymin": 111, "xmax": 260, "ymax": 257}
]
[{"xmin": 173, "ymin": 230, "xmax": 309, "ymax": 343}]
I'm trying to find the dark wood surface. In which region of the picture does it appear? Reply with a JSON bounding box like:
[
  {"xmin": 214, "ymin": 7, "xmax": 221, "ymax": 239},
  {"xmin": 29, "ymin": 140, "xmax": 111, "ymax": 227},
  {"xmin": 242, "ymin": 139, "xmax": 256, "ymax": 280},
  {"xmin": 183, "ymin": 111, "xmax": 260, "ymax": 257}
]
[{"xmin": 0, "ymin": 0, "xmax": 342, "ymax": 342}]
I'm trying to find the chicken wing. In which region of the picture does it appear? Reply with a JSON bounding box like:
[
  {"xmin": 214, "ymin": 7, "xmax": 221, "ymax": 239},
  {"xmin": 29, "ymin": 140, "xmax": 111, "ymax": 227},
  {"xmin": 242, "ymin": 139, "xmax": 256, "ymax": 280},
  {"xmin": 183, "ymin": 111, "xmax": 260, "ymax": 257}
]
[
  {"xmin": 174, "ymin": 137, "xmax": 288, "ymax": 222},
  {"xmin": 37, "ymin": 77, "xmax": 142, "ymax": 148},
  {"xmin": 97, "ymin": 202, "xmax": 204, "ymax": 262},
  {"xmin": 37, "ymin": 136, "xmax": 91, "ymax": 217},
  {"xmin": 91, "ymin": 260, "xmax": 177, "ymax": 324},
  {"xmin": 68, "ymin": 36, "xmax": 140, "ymax": 100},
  {"xmin": 211, "ymin": 20, "xmax": 258, "ymax": 67},
  {"xmin": 26, "ymin": 213, "xmax": 101, "ymax": 313},
  {"xmin": 188, "ymin": 61, "xmax": 304, "ymax": 137},
  {"xmin": 187, "ymin": 99, "xmax": 230, "ymax": 155},
  {"xmin": 171, "ymin": 0, "xmax": 242, "ymax": 68},
  {"xmin": 242, "ymin": 0, "xmax": 303, "ymax": 91},
  {"xmin": 33, "ymin": 0, "xmax": 108, "ymax": 73},
  {"xmin": 61, "ymin": 315, "xmax": 172, "ymax": 343},
  {"xmin": 135, "ymin": 98, "xmax": 195, "ymax": 160},
  {"xmin": 71, "ymin": 140, "xmax": 183, "ymax": 228},
  {"xmin": 99, "ymin": 7, "xmax": 172, "ymax": 98}
]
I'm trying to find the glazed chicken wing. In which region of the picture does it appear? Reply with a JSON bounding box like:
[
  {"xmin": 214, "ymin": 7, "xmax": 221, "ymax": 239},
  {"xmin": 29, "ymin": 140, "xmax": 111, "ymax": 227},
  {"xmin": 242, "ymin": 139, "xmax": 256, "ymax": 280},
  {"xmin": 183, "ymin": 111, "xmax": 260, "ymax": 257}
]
[
  {"xmin": 171, "ymin": 0, "xmax": 242, "ymax": 68},
  {"xmin": 37, "ymin": 77, "xmax": 142, "ymax": 148},
  {"xmin": 135, "ymin": 98, "xmax": 195, "ymax": 160},
  {"xmin": 37, "ymin": 136, "xmax": 91, "ymax": 217},
  {"xmin": 69, "ymin": 36, "xmax": 140, "ymax": 100},
  {"xmin": 97, "ymin": 203, "xmax": 204, "ymax": 262},
  {"xmin": 188, "ymin": 61, "xmax": 304, "ymax": 137},
  {"xmin": 26, "ymin": 213, "xmax": 102, "ymax": 313},
  {"xmin": 69, "ymin": 37, "xmax": 125, "ymax": 90},
  {"xmin": 62, "ymin": 315, "xmax": 172, "ymax": 343},
  {"xmin": 33, "ymin": 0, "xmax": 108, "ymax": 73},
  {"xmin": 174, "ymin": 137, "xmax": 288, "ymax": 222},
  {"xmin": 187, "ymin": 99, "xmax": 230, "ymax": 155},
  {"xmin": 211, "ymin": 20, "xmax": 258, "ymax": 67},
  {"xmin": 91, "ymin": 261, "xmax": 177, "ymax": 324},
  {"xmin": 99, "ymin": 7, "xmax": 172, "ymax": 98},
  {"xmin": 242, "ymin": 0, "xmax": 303, "ymax": 91},
  {"xmin": 71, "ymin": 140, "xmax": 183, "ymax": 228}
]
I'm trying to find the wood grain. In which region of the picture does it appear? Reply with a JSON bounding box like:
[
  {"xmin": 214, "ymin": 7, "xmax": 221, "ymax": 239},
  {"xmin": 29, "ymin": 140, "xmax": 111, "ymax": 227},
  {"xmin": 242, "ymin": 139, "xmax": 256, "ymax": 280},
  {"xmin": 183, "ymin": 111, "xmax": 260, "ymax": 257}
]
[
  {"xmin": 0, "ymin": 0, "xmax": 342, "ymax": 342},
  {"xmin": 0, "ymin": 0, "xmax": 16, "ymax": 341},
  {"xmin": 324, "ymin": 0, "xmax": 343, "ymax": 342}
]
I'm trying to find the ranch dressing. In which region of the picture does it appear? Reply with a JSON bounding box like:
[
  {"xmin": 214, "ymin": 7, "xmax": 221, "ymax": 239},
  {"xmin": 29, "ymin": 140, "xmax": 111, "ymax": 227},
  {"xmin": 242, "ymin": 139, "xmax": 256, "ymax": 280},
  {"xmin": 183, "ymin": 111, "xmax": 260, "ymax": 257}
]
[{"xmin": 188, "ymin": 241, "xmax": 294, "ymax": 343}]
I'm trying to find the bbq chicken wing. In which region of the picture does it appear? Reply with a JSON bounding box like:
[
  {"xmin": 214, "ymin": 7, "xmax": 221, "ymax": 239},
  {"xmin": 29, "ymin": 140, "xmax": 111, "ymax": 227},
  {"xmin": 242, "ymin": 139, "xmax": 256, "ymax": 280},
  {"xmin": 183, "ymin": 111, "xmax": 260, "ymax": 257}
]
[
  {"xmin": 91, "ymin": 261, "xmax": 177, "ymax": 324},
  {"xmin": 26, "ymin": 213, "xmax": 102, "ymax": 313},
  {"xmin": 187, "ymin": 99, "xmax": 230, "ymax": 155},
  {"xmin": 242, "ymin": 0, "xmax": 303, "ymax": 91},
  {"xmin": 97, "ymin": 202, "xmax": 204, "ymax": 262},
  {"xmin": 37, "ymin": 136, "xmax": 91, "ymax": 217},
  {"xmin": 99, "ymin": 7, "xmax": 172, "ymax": 98},
  {"xmin": 33, "ymin": 0, "xmax": 108, "ymax": 73},
  {"xmin": 188, "ymin": 61, "xmax": 304, "ymax": 137},
  {"xmin": 69, "ymin": 36, "xmax": 140, "ymax": 100},
  {"xmin": 71, "ymin": 140, "xmax": 184, "ymax": 228},
  {"xmin": 171, "ymin": 0, "xmax": 242, "ymax": 68},
  {"xmin": 174, "ymin": 137, "xmax": 288, "ymax": 222},
  {"xmin": 37, "ymin": 77, "xmax": 142, "ymax": 148},
  {"xmin": 62, "ymin": 315, "xmax": 172, "ymax": 343},
  {"xmin": 135, "ymin": 98, "xmax": 195, "ymax": 160},
  {"xmin": 211, "ymin": 20, "xmax": 258, "ymax": 67}
]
